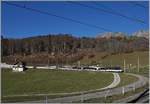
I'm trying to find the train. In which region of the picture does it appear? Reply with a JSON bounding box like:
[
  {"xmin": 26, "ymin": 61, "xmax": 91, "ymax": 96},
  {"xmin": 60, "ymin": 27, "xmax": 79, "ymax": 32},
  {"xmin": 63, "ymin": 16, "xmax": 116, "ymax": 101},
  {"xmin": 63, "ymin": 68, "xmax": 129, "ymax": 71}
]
[{"xmin": 72, "ymin": 66, "xmax": 123, "ymax": 72}]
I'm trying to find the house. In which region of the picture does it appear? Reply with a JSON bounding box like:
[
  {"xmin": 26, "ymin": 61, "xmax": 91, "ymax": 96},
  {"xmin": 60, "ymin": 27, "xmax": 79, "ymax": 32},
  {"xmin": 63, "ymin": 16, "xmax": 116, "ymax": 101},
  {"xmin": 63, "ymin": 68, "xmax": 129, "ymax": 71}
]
[{"xmin": 12, "ymin": 61, "xmax": 26, "ymax": 72}]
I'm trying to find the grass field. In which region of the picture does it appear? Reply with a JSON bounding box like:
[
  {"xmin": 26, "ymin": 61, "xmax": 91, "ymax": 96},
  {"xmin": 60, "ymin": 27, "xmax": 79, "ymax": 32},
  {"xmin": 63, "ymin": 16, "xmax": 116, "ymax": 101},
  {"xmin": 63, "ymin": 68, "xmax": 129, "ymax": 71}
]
[
  {"xmin": 2, "ymin": 51, "xmax": 148, "ymax": 103},
  {"xmin": 2, "ymin": 68, "xmax": 140, "ymax": 102},
  {"xmin": 77, "ymin": 51, "xmax": 149, "ymax": 103},
  {"xmin": 2, "ymin": 68, "xmax": 114, "ymax": 96},
  {"xmin": 118, "ymin": 73, "xmax": 138, "ymax": 87},
  {"xmin": 128, "ymin": 66, "xmax": 149, "ymax": 77},
  {"xmin": 80, "ymin": 51, "xmax": 149, "ymax": 67}
]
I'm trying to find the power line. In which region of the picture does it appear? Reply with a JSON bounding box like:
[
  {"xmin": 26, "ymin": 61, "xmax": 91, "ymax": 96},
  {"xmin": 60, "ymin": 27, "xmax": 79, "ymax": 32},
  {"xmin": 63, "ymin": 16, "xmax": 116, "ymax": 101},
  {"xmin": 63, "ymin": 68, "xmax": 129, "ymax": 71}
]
[
  {"xmin": 134, "ymin": 3, "xmax": 148, "ymax": 8},
  {"xmin": 4, "ymin": 2, "xmax": 113, "ymax": 32},
  {"xmin": 69, "ymin": 1, "xmax": 146, "ymax": 24},
  {"xmin": 67, "ymin": 1, "xmax": 146, "ymax": 24},
  {"xmin": 92, "ymin": 1, "xmax": 147, "ymax": 22},
  {"xmin": 129, "ymin": 1, "xmax": 149, "ymax": 9}
]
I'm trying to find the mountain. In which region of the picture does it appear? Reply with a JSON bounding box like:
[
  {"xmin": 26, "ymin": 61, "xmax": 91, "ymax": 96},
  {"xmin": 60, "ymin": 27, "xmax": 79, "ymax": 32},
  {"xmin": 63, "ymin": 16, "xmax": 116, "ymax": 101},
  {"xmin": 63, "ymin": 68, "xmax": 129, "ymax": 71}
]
[
  {"xmin": 114, "ymin": 32, "xmax": 126, "ymax": 38},
  {"xmin": 132, "ymin": 30, "xmax": 149, "ymax": 39},
  {"xmin": 96, "ymin": 32, "xmax": 126, "ymax": 39}
]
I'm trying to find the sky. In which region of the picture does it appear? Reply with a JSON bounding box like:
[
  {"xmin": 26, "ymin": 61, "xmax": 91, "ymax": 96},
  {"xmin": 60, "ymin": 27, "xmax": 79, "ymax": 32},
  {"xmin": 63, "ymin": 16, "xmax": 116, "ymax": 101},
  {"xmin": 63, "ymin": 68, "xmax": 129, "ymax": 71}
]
[{"xmin": 1, "ymin": 1, "xmax": 149, "ymax": 38}]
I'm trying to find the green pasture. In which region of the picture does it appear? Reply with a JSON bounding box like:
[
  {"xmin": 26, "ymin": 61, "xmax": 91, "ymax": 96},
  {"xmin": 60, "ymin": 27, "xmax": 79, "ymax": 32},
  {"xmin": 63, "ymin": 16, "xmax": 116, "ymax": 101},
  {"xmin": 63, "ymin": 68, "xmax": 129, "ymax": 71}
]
[
  {"xmin": 2, "ymin": 69, "xmax": 113, "ymax": 96},
  {"xmin": 2, "ymin": 68, "xmax": 140, "ymax": 102}
]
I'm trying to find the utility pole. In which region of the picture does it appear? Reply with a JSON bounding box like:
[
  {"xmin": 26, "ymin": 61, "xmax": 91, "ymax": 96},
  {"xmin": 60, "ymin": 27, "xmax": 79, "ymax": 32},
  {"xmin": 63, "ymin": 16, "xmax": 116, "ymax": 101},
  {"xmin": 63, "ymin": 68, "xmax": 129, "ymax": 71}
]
[
  {"xmin": 78, "ymin": 61, "xmax": 80, "ymax": 67},
  {"xmin": 48, "ymin": 55, "xmax": 50, "ymax": 66},
  {"xmin": 124, "ymin": 59, "xmax": 126, "ymax": 72},
  {"xmin": 110, "ymin": 59, "xmax": 112, "ymax": 67},
  {"xmin": 48, "ymin": 35, "xmax": 51, "ymax": 66},
  {"xmin": 64, "ymin": 42, "xmax": 66, "ymax": 51},
  {"xmin": 137, "ymin": 56, "xmax": 140, "ymax": 72}
]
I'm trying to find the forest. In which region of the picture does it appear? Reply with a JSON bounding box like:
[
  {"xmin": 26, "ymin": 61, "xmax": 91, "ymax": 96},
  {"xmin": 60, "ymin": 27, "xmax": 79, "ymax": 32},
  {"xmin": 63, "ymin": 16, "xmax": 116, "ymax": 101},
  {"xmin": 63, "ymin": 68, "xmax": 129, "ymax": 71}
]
[{"xmin": 1, "ymin": 33, "xmax": 148, "ymax": 65}]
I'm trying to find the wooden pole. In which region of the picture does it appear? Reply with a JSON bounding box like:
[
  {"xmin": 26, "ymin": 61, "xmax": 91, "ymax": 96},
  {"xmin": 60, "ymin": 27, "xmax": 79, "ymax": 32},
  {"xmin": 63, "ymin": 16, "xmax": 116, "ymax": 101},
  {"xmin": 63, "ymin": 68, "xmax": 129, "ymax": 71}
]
[
  {"xmin": 124, "ymin": 59, "xmax": 126, "ymax": 72},
  {"xmin": 78, "ymin": 61, "xmax": 80, "ymax": 67},
  {"xmin": 138, "ymin": 56, "xmax": 140, "ymax": 72},
  {"xmin": 110, "ymin": 60, "xmax": 112, "ymax": 67}
]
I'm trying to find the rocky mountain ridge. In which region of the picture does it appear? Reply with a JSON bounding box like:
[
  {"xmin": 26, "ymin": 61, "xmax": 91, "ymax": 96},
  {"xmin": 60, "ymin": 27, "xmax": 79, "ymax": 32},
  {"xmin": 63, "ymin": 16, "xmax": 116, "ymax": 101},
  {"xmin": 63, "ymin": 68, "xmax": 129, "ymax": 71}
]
[{"xmin": 96, "ymin": 30, "xmax": 149, "ymax": 39}]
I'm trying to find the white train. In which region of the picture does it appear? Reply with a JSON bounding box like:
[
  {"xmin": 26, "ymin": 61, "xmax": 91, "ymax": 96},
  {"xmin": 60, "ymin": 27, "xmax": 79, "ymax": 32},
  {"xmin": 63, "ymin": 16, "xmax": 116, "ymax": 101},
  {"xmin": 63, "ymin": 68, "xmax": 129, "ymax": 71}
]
[
  {"xmin": 98, "ymin": 67, "xmax": 123, "ymax": 72},
  {"xmin": 72, "ymin": 66, "xmax": 123, "ymax": 72}
]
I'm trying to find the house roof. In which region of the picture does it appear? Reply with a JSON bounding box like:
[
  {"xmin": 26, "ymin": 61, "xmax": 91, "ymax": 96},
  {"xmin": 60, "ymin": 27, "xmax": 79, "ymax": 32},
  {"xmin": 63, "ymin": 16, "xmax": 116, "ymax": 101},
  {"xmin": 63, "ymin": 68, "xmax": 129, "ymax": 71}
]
[{"xmin": 14, "ymin": 61, "xmax": 25, "ymax": 66}]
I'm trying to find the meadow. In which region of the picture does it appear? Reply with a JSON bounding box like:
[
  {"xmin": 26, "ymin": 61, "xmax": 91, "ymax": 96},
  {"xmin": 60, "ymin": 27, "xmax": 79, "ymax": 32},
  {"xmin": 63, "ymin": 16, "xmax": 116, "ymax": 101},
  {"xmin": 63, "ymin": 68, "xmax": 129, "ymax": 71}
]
[
  {"xmin": 2, "ymin": 68, "xmax": 139, "ymax": 102},
  {"xmin": 2, "ymin": 69, "xmax": 113, "ymax": 96},
  {"xmin": 1, "ymin": 51, "xmax": 148, "ymax": 102}
]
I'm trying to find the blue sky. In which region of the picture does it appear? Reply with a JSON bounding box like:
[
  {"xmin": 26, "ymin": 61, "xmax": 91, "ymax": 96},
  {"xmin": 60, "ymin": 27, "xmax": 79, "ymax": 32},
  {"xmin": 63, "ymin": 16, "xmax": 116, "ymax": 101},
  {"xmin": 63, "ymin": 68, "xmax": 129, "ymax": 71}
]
[{"xmin": 1, "ymin": 1, "xmax": 149, "ymax": 38}]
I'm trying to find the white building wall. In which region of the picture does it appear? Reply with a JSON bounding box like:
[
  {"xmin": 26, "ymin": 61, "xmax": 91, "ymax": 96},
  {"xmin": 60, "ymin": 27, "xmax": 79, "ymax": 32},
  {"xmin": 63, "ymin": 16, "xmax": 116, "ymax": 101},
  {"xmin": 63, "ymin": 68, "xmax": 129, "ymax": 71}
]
[{"xmin": 12, "ymin": 67, "xmax": 24, "ymax": 72}]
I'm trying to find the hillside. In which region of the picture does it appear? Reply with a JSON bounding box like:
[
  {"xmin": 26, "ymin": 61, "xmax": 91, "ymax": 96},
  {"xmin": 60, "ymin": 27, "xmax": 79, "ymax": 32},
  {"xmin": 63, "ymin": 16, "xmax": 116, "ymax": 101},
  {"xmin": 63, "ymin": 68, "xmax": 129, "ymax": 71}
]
[
  {"xmin": 1, "ymin": 31, "xmax": 149, "ymax": 66},
  {"xmin": 79, "ymin": 51, "xmax": 149, "ymax": 67}
]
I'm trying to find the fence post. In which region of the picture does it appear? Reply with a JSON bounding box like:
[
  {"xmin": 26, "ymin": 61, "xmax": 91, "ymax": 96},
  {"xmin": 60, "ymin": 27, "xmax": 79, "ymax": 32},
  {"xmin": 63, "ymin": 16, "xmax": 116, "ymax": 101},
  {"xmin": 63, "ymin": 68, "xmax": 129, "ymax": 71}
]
[
  {"xmin": 45, "ymin": 96, "xmax": 47, "ymax": 104},
  {"xmin": 81, "ymin": 92, "xmax": 84, "ymax": 103},
  {"xmin": 142, "ymin": 82, "xmax": 145, "ymax": 86},
  {"xmin": 122, "ymin": 87, "xmax": 125, "ymax": 95},
  {"xmin": 133, "ymin": 84, "xmax": 135, "ymax": 92},
  {"xmin": 105, "ymin": 90, "xmax": 109, "ymax": 100}
]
